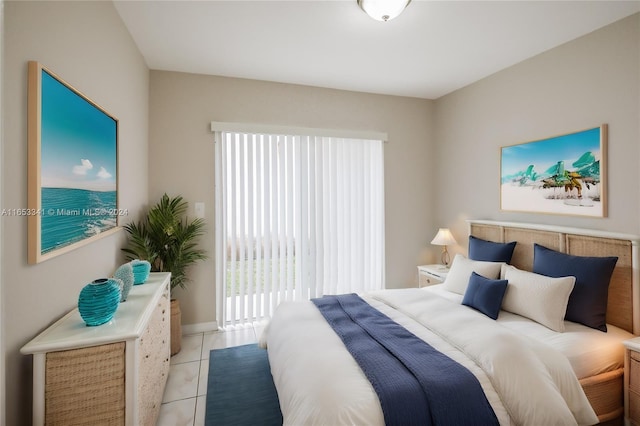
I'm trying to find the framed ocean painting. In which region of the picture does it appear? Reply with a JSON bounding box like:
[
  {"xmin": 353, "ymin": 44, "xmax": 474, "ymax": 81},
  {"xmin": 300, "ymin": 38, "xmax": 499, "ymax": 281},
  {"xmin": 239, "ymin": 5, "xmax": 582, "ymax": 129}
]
[
  {"xmin": 28, "ymin": 61, "xmax": 120, "ymax": 264},
  {"xmin": 500, "ymin": 124, "xmax": 607, "ymax": 217}
]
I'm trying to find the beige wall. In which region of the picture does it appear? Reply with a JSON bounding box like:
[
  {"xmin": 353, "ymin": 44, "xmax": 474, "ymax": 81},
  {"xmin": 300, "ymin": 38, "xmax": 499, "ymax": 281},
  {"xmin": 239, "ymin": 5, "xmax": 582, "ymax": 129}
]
[
  {"xmin": 3, "ymin": 2, "xmax": 149, "ymax": 424},
  {"xmin": 434, "ymin": 13, "xmax": 640, "ymax": 253},
  {"xmin": 149, "ymin": 71, "xmax": 435, "ymax": 325}
]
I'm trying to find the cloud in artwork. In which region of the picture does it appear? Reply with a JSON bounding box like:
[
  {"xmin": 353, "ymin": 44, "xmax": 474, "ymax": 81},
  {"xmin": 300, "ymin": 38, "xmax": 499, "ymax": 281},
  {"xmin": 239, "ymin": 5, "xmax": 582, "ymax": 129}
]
[
  {"xmin": 72, "ymin": 159, "xmax": 93, "ymax": 175},
  {"xmin": 97, "ymin": 167, "xmax": 112, "ymax": 179}
]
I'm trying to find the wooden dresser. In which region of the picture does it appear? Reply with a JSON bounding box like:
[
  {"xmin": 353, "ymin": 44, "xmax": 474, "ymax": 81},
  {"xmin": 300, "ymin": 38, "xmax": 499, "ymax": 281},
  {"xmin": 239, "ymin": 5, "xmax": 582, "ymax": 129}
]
[{"xmin": 21, "ymin": 272, "xmax": 171, "ymax": 425}]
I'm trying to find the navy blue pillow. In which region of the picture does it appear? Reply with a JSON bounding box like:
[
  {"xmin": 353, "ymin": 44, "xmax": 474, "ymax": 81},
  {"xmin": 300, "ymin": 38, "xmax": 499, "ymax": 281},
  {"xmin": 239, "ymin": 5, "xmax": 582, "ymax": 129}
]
[
  {"xmin": 462, "ymin": 272, "xmax": 508, "ymax": 320},
  {"xmin": 468, "ymin": 235, "xmax": 517, "ymax": 263},
  {"xmin": 532, "ymin": 244, "xmax": 617, "ymax": 332}
]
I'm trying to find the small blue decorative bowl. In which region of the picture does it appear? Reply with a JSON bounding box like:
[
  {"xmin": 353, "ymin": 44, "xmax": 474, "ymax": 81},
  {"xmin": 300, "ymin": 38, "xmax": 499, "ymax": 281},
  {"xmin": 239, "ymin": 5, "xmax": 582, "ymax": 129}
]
[
  {"xmin": 131, "ymin": 260, "xmax": 151, "ymax": 285},
  {"xmin": 78, "ymin": 278, "xmax": 121, "ymax": 326}
]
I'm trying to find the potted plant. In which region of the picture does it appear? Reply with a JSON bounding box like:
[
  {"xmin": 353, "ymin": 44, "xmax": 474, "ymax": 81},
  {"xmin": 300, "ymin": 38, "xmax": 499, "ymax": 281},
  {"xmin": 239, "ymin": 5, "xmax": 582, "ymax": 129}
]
[{"xmin": 122, "ymin": 193, "xmax": 207, "ymax": 355}]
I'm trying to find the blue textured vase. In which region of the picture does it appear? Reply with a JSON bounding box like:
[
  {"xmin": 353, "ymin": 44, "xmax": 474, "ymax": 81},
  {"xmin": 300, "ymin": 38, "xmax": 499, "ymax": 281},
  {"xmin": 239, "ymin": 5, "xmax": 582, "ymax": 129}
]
[
  {"xmin": 114, "ymin": 262, "xmax": 135, "ymax": 301},
  {"xmin": 131, "ymin": 260, "xmax": 151, "ymax": 285},
  {"xmin": 78, "ymin": 278, "xmax": 121, "ymax": 326}
]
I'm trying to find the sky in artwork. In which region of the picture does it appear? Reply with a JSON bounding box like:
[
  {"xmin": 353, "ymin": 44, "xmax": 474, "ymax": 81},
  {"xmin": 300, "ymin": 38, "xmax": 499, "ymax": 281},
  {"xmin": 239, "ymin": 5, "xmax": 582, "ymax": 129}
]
[
  {"xmin": 40, "ymin": 70, "xmax": 117, "ymax": 192},
  {"xmin": 501, "ymin": 127, "xmax": 601, "ymax": 177}
]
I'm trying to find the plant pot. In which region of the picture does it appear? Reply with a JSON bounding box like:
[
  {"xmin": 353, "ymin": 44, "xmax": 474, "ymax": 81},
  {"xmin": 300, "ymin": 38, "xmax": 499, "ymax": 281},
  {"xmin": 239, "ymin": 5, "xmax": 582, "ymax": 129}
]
[{"xmin": 170, "ymin": 299, "xmax": 182, "ymax": 355}]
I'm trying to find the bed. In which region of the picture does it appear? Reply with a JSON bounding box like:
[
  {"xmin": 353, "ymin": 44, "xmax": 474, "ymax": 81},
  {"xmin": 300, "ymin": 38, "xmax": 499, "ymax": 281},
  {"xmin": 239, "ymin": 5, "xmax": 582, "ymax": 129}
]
[{"xmin": 262, "ymin": 220, "xmax": 640, "ymax": 425}]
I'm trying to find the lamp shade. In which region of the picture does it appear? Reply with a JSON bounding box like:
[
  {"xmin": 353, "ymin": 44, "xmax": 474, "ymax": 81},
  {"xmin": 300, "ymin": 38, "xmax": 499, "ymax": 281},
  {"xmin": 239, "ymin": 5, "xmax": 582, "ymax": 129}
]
[
  {"xmin": 431, "ymin": 228, "xmax": 457, "ymax": 246},
  {"xmin": 357, "ymin": 0, "xmax": 412, "ymax": 22}
]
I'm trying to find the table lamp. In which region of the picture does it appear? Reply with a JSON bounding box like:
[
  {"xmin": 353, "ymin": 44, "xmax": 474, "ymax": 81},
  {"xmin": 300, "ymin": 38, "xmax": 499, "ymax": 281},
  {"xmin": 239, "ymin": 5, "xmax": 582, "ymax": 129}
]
[{"xmin": 431, "ymin": 228, "xmax": 457, "ymax": 267}]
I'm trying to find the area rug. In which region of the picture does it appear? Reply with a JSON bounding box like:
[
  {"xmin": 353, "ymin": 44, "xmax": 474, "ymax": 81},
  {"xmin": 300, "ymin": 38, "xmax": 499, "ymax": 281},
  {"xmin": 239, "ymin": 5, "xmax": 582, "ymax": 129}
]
[{"xmin": 205, "ymin": 344, "xmax": 283, "ymax": 426}]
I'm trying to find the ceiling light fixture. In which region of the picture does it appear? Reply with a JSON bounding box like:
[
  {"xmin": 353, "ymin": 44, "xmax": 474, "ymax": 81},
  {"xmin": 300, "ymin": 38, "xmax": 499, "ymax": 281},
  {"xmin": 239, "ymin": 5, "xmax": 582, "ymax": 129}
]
[{"xmin": 357, "ymin": 0, "xmax": 412, "ymax": 22}]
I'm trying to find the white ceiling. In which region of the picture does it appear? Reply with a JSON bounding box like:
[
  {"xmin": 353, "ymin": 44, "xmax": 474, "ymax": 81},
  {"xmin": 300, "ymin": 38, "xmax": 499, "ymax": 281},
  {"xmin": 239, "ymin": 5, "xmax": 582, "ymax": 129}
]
[{"xmin": 113, "ymin": 1, "xmax": 640, "ymax": 99}]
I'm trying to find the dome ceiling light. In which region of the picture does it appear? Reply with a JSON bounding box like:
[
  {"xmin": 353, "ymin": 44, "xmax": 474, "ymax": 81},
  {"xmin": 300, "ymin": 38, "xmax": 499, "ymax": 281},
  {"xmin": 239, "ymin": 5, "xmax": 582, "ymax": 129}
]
[{"xmin": 357, "ymin": 0, "xmax": 412, "ymax": 22}]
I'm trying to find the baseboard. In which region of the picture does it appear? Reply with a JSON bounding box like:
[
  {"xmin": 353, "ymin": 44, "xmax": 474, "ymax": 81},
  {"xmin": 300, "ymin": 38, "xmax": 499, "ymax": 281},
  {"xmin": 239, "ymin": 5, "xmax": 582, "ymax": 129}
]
[{"xmin": 182, "ymin": 321, "xmax": 219, "ymax": 335}]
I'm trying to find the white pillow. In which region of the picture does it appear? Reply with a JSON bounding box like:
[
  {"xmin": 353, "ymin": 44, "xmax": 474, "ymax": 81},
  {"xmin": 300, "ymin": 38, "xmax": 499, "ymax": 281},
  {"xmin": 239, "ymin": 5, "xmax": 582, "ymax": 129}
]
[
  {"xmin": 442, "ymin": 254, "xmax": 503, "ymax": 295},
  {"xmin": 501, "ymin": 264, "xmax": 575, "ymax": 332}
]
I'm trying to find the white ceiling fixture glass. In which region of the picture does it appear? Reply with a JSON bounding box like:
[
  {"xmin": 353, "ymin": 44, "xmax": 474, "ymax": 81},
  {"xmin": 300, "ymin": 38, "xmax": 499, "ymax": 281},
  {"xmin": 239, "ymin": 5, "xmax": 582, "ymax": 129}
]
[{"xmin": 357, "ymin": 0, "xmax": 412, "ymax": 22}]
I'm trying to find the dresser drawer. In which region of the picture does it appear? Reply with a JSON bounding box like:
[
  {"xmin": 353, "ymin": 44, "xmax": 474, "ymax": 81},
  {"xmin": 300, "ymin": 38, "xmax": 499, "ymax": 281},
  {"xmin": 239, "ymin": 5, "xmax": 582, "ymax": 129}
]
[
  {"xmin": 417, "ymin": 265, "xmax": 447, "ymax": 287},
  {"xmin": 630, "ymin": 351, "xmax": 640, "ymax": 394},
  {"xmin": 630, "ymin": 389, "xmax": 640, "ymax": 425},
  {"xmin": 419, "ymin": 273, "xmax": 443, "ymax": 287}
]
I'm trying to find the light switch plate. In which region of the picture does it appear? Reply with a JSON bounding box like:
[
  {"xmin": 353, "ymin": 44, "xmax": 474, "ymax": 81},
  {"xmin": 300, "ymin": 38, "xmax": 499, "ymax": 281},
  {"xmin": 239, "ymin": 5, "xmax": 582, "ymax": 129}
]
[{"xmin": 195, "ymin": 202, "xmax": 205, "ymax": 218}]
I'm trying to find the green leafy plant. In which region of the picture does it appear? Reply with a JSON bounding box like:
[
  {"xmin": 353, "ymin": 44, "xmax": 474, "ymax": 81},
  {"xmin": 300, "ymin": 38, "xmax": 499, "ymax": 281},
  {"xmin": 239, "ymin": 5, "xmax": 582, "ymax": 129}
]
[{"xmin": 122, "ymin": 194, "xmax": 207, "ymax": 292}]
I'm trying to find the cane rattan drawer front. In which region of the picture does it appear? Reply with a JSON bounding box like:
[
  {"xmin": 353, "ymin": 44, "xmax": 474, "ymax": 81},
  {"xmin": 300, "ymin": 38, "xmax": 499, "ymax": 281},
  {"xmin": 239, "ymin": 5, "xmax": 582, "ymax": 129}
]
[{"xmin": 45, "ymin": 342, "xmax": 125, "ymax": 425}]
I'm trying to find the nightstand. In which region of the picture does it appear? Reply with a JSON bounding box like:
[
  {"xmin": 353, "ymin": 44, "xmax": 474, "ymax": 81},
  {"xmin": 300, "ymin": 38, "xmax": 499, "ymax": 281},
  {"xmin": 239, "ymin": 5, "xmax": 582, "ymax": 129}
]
[
  {"xmin": 417, "ymin": 264, "xmax": 449, "ymax": 287},
  {"xmin": 625, "ymin": 338, "xmax": 640, "ymax": 425}
]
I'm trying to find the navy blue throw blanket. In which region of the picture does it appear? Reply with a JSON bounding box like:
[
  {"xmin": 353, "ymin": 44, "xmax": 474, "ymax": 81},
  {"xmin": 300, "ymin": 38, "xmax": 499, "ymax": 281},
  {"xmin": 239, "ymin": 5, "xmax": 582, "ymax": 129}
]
[{"xmin": 312, "ymin": 294, "xmax": 499, "ymax": 426}]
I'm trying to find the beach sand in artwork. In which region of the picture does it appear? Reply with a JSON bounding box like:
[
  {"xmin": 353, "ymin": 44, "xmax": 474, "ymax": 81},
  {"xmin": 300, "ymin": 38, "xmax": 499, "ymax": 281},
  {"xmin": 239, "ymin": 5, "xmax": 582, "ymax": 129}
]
[{"xmin": 501, "ymin": 183, "xmax": 602, "ymax": 216}]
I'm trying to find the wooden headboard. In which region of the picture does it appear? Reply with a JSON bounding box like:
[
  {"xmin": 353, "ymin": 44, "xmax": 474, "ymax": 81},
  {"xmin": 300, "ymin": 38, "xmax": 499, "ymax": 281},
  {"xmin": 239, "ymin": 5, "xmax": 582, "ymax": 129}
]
[{"xmin": 468, "ymin": 220, "xmax": 640, "ymax": 335}]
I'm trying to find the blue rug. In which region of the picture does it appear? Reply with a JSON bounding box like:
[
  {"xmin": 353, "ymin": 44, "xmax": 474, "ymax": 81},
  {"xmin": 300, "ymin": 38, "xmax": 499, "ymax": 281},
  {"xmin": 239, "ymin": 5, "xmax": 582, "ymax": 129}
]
[{"xmin": 205, "ymin": 344, "xmax": 283, "ymax": 426}]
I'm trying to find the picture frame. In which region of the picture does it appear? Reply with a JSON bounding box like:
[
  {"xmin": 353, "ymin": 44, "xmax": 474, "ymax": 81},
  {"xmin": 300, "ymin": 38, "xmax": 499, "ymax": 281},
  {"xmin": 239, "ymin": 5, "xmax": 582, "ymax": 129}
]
[
  {"xmin": 500, "ymin": 124, "xmax": 607, "ymax": 217},
  {"xmin": 28, "ymin": 61, "xmax": 120, "ymax": 264}
]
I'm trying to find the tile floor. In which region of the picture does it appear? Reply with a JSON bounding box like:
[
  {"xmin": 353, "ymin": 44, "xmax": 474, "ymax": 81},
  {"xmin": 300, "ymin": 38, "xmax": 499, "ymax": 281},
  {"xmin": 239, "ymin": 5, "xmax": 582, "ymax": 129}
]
[{"xmin": 157, "ymin": 325, "xmax": 262, "ymax": 426}]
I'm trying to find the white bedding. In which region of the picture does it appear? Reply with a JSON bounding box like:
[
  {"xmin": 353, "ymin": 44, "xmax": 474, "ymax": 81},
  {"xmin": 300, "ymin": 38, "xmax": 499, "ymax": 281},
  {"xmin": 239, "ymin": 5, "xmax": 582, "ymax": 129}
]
[
  {"xmin": 264, "ymin": 288, "xmax": 600, "ymax": 426},
  {"xmin": 424, "ymin": 284, "xmax": 632, "ymax": 379}
]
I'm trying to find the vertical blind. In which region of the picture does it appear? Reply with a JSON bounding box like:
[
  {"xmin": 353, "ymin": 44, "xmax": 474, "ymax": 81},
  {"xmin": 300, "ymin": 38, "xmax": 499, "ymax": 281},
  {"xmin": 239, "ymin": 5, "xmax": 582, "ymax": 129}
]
[{"xmin": 215, "ymin": 129, "xmax": 385, "ymax": 327}]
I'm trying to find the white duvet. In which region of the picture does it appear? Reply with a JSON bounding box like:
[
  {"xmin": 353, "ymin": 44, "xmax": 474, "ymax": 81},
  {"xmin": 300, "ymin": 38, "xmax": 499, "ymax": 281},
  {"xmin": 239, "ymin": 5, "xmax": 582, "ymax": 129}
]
[{"xmin": 263, "ymin": 288, "xmax": 599, "ymax": 426}]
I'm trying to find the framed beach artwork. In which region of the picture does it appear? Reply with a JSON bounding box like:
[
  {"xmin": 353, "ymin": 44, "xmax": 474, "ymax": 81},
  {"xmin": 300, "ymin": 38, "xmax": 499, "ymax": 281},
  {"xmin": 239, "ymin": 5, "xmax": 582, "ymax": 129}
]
[
  {"xmin": 28, "ymin": 61, "xmax": 120, "ymax": 264},
  {"xmin": 500, "ymin": 124, "xmax": 607, "ymax": 217}
]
